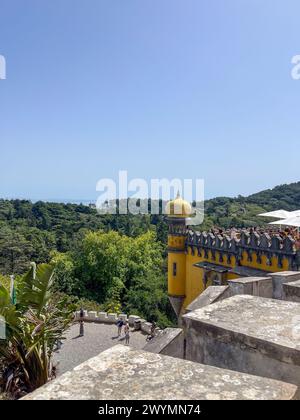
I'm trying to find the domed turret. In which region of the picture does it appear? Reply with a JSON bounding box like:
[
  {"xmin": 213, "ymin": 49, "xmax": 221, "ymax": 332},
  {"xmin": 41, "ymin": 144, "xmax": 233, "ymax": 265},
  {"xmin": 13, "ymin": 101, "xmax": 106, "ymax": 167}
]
[
  {"xmin": 165, "ymin": 192, "xmax": 192, "ymax": 218},
  {"xmin": 166, "ymin": 192, "xmax": 191, "ymax": 319}
]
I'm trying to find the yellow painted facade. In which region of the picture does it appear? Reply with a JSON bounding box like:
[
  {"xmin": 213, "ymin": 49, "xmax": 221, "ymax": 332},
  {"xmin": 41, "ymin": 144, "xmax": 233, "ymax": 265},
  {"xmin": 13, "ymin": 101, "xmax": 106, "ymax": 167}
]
[
  {"xmin": 168, "ymin": 246, "xmax": 238, "ymax": 310},
  {"xmin": 180, "ymin": 249, "xmax": 290, "ymax": 309},
  {"xmin": 166, "ymin": 195, "xmax": 296, "ymax": 314},
  {"xmin": 184, "ymin": 249, "xmax": 237, "ymax": 308}
]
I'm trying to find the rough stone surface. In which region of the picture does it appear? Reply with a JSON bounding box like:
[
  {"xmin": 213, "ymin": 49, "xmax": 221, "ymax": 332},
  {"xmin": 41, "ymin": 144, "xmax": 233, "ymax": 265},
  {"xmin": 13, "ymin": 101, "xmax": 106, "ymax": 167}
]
[
  {"xmin": 183, "ymin": 295, "xmax": 300, "ymax": 387},
  {"xmin": 142, "ymin": 322, "xmax": 153, "ymax": 335},
  {"xmin": 169, "ymin": 295, "xmax": 185, "ymax": 317},
  {"xmin": 269, "ymin": 271, "xmax": 300, "ymax": 300},
  {"xmin": 227, "ymin": 276, "xmax": 273, "ymax": 298},
  {"xmin": 185, "ymin": 286, "xmax": 231, "ymax": 313},
  {"xmin": 53, "ymin": 322, "xmax": 148, "ymax": 375},
  {"xmin": 128, "ymin": 315, "xmax": 140, "ymax": 326},
  {"xmin": 23, "ymin": 345, "xmax": 297, "ymax": 400},
  {"xmin": 143, "ymin": 328, "xmax": 184, "ymax": 358},
  {"xmin": 283, "ymin": 280, "xmax": 300, "ymax": 303}
]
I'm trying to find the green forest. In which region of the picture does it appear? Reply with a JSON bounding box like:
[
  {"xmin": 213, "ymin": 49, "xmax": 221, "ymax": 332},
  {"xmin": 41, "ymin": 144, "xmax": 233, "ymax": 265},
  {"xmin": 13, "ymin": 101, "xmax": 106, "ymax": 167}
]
[{"xmin": 0, "ymin": 181, "xmax": 299, "ymax": 326}]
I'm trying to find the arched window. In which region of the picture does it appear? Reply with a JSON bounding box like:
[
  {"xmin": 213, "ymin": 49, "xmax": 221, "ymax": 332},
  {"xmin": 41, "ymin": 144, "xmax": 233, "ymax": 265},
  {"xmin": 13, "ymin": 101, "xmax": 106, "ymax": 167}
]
[{"xmin": 173, "ymin": 262, "xmax": 177, "ymax": 277}]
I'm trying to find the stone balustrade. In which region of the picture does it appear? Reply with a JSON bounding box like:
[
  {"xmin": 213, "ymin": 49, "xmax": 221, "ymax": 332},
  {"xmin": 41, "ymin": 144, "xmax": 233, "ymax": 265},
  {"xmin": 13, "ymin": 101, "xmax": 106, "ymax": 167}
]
[{"xmin": 74, "ymin": 311, "xmax": 156, "ymax": 335}]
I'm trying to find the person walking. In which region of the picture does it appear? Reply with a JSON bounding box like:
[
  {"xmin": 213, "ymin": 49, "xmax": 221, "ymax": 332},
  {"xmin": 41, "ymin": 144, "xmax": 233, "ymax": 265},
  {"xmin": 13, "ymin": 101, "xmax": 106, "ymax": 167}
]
[
  {"xmin": 116, "ymin": 317, "xmax": 124, "ymax": 337},
  {"xmin": 124, "ymin": 322, "xmax": 130, "ymax": 345},
  {"xmin": 79, "ymin": 307, "xmax": 84, "ymax": 337},
  {"xmin": 79, "ymin": 319, "xmax": 84, "ymax": 336}
]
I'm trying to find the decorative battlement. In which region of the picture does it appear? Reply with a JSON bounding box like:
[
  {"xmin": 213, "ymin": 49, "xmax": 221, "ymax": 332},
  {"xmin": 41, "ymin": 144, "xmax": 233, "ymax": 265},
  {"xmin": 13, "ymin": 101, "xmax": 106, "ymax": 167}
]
[
  {"xmin": 186, "ymin": 230, "xmax": 300, "ymax": 270},
  {"xmin": 167, "ymin": 214, "xmax": 300, "ymax": 317}
]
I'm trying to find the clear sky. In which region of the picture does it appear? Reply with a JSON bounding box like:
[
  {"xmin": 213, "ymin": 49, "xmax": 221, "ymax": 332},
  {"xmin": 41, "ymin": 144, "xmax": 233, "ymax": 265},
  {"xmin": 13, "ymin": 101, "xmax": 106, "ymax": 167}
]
[{"xmin": 0, "ymin": 0, "xmax": 300, "ymax": 201}]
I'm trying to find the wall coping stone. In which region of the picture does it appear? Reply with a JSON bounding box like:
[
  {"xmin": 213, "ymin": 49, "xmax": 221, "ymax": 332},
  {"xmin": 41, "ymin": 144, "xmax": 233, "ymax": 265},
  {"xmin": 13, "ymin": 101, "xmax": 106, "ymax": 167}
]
[{"xmin": 22, "ymin": 345, "xmax": 297, "ymax": 400}]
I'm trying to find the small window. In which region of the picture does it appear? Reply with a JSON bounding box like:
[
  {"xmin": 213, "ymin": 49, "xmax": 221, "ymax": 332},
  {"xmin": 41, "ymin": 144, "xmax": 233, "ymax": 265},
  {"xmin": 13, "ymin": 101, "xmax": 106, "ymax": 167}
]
[{"xmin": 173, "ymin": 262, "xmax": 177, "ymax": 276}]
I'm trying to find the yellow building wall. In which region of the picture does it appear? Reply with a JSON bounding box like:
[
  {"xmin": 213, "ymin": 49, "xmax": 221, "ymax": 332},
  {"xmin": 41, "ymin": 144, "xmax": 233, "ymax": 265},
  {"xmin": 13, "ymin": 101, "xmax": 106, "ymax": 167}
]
[
  {"xmin": 226, "ymin": 272, "xmax": 241, "ymax": 280},
  {"xmin": 185, "ymin": 252, "xmax": 203, "ymax": 308},
  {"xmin": 168, "ymin": 235, "xmax": 185, "ymax": 249},
  {"xmin": 181, "ymin": 248, "xmax": 290, "ymax": 309},
  {"xmin": 184, "ymin": 248, "xmax": 237, "ymax": 308},
  {"xmin": 168, "ymin": 251, "xmax": 186, "ymax": 297},
  {"xmin": 239, "ymin": 251, "xmax": 289, "ymax": 272},
  {"xmin": 167, "ymin": 227, "xmax": 292, "ymax": 312}
]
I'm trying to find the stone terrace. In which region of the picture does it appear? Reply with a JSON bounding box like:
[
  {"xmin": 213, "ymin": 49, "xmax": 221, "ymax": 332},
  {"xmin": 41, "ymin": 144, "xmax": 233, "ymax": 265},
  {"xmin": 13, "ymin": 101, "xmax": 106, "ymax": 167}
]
[{"xmin": 54, "ymin": 322, "xmax": 148, "ymax": 375}]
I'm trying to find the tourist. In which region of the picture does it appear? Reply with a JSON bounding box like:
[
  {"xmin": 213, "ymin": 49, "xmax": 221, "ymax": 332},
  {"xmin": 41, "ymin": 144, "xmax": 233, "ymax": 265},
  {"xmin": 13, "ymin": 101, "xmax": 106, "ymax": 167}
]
[
  {"xmin": 124, "ymin": 322, "xmax": 130, "ymax": 345},
  {"xmin": 116, "ymin": 317, "xmax": 124, "ymax": 337},
  {"xmin": 79, "ymin": 307, "xmax": 84, "ymax": 320},
  {"xmin": 79, "ymin": 319, "xmax": 84, "ymax": 337},
  {"xmin": 79, "ymin": 307, "xmax": 84, "ymax": 337},
  {"xmin": 230, "ymin": 228, "xmax": 238, "ymax": 239}
]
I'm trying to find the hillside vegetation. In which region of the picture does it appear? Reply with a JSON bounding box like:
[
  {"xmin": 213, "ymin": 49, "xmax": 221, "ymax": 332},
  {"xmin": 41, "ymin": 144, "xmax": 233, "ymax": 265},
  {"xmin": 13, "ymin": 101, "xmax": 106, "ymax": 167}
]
[
  {"xmin": 0, "ymin": 181, "xmax": 299, "ymax": 275},
  {"xmin": 202, "ymin": 181, "xmax": 300, "ymax": 229}
]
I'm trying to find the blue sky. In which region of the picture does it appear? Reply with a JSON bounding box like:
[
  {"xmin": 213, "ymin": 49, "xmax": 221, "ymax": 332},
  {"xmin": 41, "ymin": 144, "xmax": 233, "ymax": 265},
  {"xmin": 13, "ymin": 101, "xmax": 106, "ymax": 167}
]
[{"xmin": 0, "ymin": 0, "xmax": 300, "ymax": 201}]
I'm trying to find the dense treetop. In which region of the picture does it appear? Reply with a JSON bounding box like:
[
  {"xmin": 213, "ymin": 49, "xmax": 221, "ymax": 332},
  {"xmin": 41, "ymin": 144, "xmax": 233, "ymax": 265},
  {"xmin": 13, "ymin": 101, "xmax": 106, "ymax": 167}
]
[{"xmin": 0, "ymin": 181, "xmax": 299, "ymax": 275}]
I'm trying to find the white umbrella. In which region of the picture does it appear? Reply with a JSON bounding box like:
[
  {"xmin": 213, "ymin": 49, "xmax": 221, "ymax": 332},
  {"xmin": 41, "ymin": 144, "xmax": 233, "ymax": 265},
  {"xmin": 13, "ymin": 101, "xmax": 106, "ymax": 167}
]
[
  {"xmin": 269, "ymin": 216, "xmax": 300, "ymax": 227},
  {"xmin": 289, "ymin": 210, "xmax": 300, "ymax": 217},
  {"xmin": 268, "ymin": 219, "xmax": 287, "ymax": 226},
  {"xmin": 258, "ymin": 210, "xmax": 292, "ymax": 219}
]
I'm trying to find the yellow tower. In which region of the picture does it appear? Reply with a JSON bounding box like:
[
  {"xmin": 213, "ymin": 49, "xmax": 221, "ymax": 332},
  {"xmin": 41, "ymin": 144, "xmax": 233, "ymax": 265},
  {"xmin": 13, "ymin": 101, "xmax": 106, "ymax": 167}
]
[{"xmin": 166, "ymin": 192, "xmax": 192, "ymax": 317}]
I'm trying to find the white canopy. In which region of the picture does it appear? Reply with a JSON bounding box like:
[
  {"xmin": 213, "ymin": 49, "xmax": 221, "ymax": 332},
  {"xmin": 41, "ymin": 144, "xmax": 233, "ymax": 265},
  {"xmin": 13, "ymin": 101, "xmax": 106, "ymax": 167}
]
[
  {"xmin": 258, "ymin": 210, "xmax": 292, "ymax": 219},
  {"xmin": 269, "ymin": 216, "xmax": 300, "ymax": 227},
  {"xmin": 268, "ymin": 220, "xmax": 286, "ymax": 225},
  {"xmin": 289, "ymin": 210, "xmax": 300, "ymax": 217}
]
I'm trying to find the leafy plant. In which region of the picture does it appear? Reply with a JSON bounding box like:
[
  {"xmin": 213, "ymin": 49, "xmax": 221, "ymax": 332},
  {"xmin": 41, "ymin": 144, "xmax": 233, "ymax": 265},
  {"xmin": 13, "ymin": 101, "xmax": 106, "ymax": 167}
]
[{"xmin": 0, "ymin": 263, "xmax": 75, "ymax": 399}]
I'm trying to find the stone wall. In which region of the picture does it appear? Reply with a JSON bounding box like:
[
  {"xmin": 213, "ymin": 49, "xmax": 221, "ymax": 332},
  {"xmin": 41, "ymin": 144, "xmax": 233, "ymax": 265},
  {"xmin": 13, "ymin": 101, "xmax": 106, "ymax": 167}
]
[
  {"xmin": 227, "ymin": 276, "xmax": 273, "ymax": 298},
  {"xmin": 283, "ymin": 280, "xmax": 300, "ymax": 303},
  {"xmin": 183, "ymin": 271, "xmax": 300, "ymax": 312},
  {"xmin": 22, "ymin": 345, "xmax": 297, "ymax": 400},
  {"xmin": 143, "ymin": 328, "xmax": 184, "ymax": 359},
  {"xmin": 185, "ymin": 285, "xmax": 231, "ymax": 313},
  {"xmin": 183, "ymin": 274, "xmax": 273, "ymax": 315},
  {"xmin": 183, "ymin": 295, "xmax": 300, "ymax": 391},
  {"xmin": 269, "ymin": 271, "xmax": 300, "ymax": 299},
  {"xmin": 75, "ymin": 311, "xmax": 157, "ymax": 335}
]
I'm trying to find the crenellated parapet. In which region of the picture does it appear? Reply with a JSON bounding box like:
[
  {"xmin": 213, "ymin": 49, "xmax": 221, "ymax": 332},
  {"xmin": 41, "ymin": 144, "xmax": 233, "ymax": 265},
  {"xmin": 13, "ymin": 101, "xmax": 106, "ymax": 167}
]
[{"xmin": 186, "ymin": 230, "xmax": 300, "ymax": 270}]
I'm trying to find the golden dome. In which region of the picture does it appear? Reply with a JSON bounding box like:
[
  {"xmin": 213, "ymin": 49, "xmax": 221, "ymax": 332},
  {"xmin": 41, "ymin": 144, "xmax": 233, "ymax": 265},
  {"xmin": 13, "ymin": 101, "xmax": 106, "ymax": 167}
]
[{"xmin": 165, "ymin": 192, "xmax": 192, "ymax": 218}]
